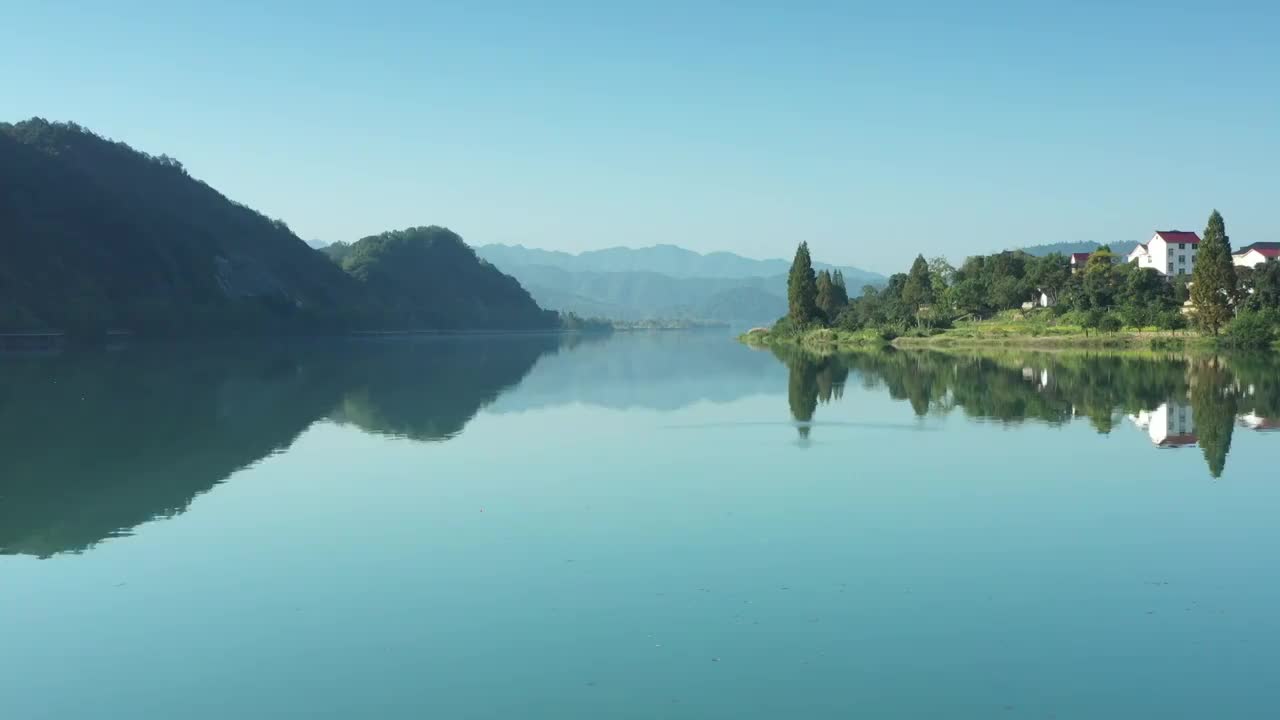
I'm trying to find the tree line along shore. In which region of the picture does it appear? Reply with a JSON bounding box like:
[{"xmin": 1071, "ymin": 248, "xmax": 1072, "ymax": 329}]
[{"xmin": 744, "ymin": 211, "xmax": 1280, "ymax": 352}]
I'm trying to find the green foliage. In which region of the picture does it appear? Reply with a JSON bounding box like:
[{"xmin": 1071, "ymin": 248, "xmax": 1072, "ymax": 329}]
[
  {"xmin": 1098, "ymin": 312, "xmax": 1123, "ymax": 334},
  {"xmin": 830, "ymin": 269, "xmax": 850, "ymax": 308},
  {"xmin": 901, "ymin": 254, "xmax": 935, "ymax": 319},
  {"xmin": 1224, "ymin": 310, "xmax": 1277, "ymax": 350},
  {"xmin": 786, "ymin": 242, "xmax": 820, "ymax": 326},
  {"xmin": 815, "ymin": 269, "xmax": 840, "ymax": 322},
  {"xmin": 1239, "ymin": 260, "xmax": 1280, "ymax": 312},
  {"xmin": 340, "ymin": 227, "xmax": 558, "ymax": 330},
  {"xmin": 1155, "ymin": 310, "xmax": 1189, "ymax": 334},
  {"xmin": 0, "ymin": 118, "xmax": 561, "ymax": 337},
  {"xmin": 1190, "ymin": 210, "xmax": 1238, "ymax": 336}
]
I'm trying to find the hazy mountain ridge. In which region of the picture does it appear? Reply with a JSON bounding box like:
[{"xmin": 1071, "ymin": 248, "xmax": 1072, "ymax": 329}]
[
  {"xmin": 476, "ymin": 244, "xmax": 884, "ymax": 326},
  {"xmin": 1018, "ymin": 241, "xmax": 1141, "ymax": 257}
]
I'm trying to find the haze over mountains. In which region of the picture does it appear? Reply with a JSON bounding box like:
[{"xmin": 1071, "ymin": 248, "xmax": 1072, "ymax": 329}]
[
  {"xmin": 1018, "ymin": 241, "xmax": 1141, "ymax": 257},
  {"xmin": 476, "ymin": 244, "xmax": 885, "ymax": 327}
]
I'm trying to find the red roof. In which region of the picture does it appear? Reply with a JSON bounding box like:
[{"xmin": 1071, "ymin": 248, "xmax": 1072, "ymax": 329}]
[
  {"xmin": 1070, "ymin": 252, "xmax": 1091, "ymax": 263},
  {"xmin": 1155, "ymin": 231, "xmax": 1201, "ymax": 245},
  {"xmin": 1158, "ymin": 433, "xmax": 1198, "ymax": 447},
  {"xmin": 1238, "ymin": 242, "xmax": 1280, "ymax": 258}
]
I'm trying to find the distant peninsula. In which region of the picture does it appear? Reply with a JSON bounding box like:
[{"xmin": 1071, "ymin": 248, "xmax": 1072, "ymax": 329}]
[{"xmin": 744, "ymin": 227, "xmax": 1280, "ymax": 353}]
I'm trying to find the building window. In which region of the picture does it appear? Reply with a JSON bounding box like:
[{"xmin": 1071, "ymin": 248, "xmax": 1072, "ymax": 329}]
[
  {"xmin": 1179, "ymin": 255, "xmax": 1186, "ymax": 264},
  {"xmin": 1179, "ymin": 243, "xmax": 1186, "ymax": 249}
]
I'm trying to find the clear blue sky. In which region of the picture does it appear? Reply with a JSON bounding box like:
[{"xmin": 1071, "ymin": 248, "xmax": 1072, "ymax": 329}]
[{"xmin": 5, "ymin": 0, "xmax": 1277, "ymax": 273}]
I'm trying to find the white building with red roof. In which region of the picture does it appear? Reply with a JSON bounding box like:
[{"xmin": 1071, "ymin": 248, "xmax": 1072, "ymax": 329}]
[
  {"xmin": 1127, "ymin": 230, "xmax": 1201, "ymax": 278},
  {"xmin": 1232, "ymin": 242, "xmax": 1280, "ymax": 269}
]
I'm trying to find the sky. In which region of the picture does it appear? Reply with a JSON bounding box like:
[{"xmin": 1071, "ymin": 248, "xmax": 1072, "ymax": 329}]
[{"xmin": 4, "ymin": 0, "xmax": 1278, "ymax": 274}]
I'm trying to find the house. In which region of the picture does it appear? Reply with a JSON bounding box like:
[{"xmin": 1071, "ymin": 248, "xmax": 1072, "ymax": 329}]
[
  {"xmin": 1130, "ymin": 230, "xmax": 1201, "ymax": 278},
  {"xmin": 1129, "ymin": 401, "xmax": 1196, "ymax": 447},
  {"xmin": 1069, "ymin": 252, "xmax": 1092, "ymax": 273},
  {"xmin": 1232, "ymin": 242, "xmax": 1280, "ymax": 269}
]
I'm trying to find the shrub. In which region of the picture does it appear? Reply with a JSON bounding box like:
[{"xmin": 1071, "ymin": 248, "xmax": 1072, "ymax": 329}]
[
  {"xmin": 1098, "ymin": 313, "xmax": 1123, "ymax": 334},
  {"xmin": 1155, "ymin": 310, "xmax": 1189, "ymax": 334},
  {"xmin": 1224, "ymin": 311, "xmax": 1277, "ymax": 349}
]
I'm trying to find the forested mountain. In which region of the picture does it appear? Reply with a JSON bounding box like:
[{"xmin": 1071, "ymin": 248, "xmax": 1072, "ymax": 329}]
[
  {"xmin": 0, "ymin": 119, "xmax": 558, "ymax": 335},
  {"xmin": 0, "ymin": 119, "xmax": 365, "ymax": 334},
  {"xmin": 476, "ymin": 244, "xmax": 884, "ymax": 327},
  {"xmin": 324, "ymin": 227, "xmax": 557, "ymax": 330}
]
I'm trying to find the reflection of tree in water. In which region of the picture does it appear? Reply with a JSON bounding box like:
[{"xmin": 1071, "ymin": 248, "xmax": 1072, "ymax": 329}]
[
  {"xmin": 771, "ymin": 347, "xmax": 1277, "ymax": 476},
  {"xmin": 0, "ymin": 335, "xmax": 561, "ymax": 557},
  {"xmin": 1189, "ymin": 357, "xmax": 1239, "ymax": 479},
  {"xmin": 778, "ymin": 349, "xmax": 847, "ymax": 441}
]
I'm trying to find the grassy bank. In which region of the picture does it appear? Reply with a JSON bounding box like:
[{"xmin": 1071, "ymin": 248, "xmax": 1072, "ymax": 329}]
[{"xmin": 741, "ymin": 315, "xmax": 1238, "ymax": 353}]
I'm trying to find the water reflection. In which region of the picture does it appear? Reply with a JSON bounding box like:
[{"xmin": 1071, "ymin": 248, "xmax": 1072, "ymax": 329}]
[
  {"xmin": 0, "ymin": 336, "xmax": 564, "ymax": 557},
  {"xmin": 773, "ymin": 347, "xmax": 1280, "ymax": 478}
]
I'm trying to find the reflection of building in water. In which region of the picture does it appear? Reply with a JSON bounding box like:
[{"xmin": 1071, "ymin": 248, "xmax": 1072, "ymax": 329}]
[
  {"xmin": 1237, "ymin": 413, "xmax": 1280, "ymax": 432},
  {"xmin": 1129, "ymin": 401, "xmax": 1197, "ymax": 447},
  {"xmin": 1020, "ymin": 366, "xmax": 1053, "ymax": 391}
]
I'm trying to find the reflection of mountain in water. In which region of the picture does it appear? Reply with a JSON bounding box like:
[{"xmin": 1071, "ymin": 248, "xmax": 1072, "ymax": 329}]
[
  {"xmin": 328, "ymin": 336, "xmax": 562, "ymax": 441},
  {"xmin": 0, "ymin": 335, "xmax": 560, "ymax": 557},
  {"xmin": 775, "ymin": 347, "xmax": 1280, "ymax": 479},
  {"xmin": 488, "ymin": 330, "xmax": 782, "ymax": 413}
]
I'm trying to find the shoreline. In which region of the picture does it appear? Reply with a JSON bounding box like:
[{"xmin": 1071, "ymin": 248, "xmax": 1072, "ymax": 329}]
[{"xmin": 737, "ymin": 326, "xmax": 1273, "ymax": 355}]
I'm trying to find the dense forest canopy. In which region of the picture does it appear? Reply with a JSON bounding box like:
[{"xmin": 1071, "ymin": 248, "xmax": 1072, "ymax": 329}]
[{"xmin": 331, "ymin": 226, "xmax": 558, "ymax": 330}]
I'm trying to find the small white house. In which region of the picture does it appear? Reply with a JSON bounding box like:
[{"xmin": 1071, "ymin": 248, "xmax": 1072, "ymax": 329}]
[
  {"xmin": 1232, "ymin": 242, "xmax": 1280, "ymax": 269},
  {"xmin": 1128, "ymin": 230, "xmax": 1201, "ymax": 278}
]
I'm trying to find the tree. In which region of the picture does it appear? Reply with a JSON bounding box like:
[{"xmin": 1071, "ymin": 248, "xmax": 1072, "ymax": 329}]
[
  {"xmin": 830, "ymin": 270, "xmax": 850, "ymax": 308},
  {"xmin": 815, "ymin": 270, "xmax": 838, "ymax": 323},
  {"xmin": 901, "ymin": 255, "xmax": 935, "ymax": 325},
  {"xmin": 1081, "ymin": 308, "xmax": 1105, "ymax": 336},
  {"xmin": 1190, "ymin": 210, "xmax": 1238, "ymax": 336},
  {"xmin": 1082, "ymin": 248, "xmax": 1121, "ymax": 309},
  {"xmin": 1244, "ymin": 260, "xmax": 1280, "ymax": 311},
  {"xmin": 1027, "ymin": 254, "xmax": 1070, "ymax": 307},
  {"xmin": 1156, "ymin": 310, "xmax": 1189, "ymax": 334},
  {"xmin": 786, "ymin": 242, "xmax": 819, "ymax": 326},
  {"xmin": 1098, "ymin": 312, "xmax": 1123, "ymax": 334},
  {"xmin": 947, "ymin": 278, "xmax": 987, "ymax": 319},
  {"xmin": 928, "ymin": 257, "xmax": 956, "ymax": 295}
]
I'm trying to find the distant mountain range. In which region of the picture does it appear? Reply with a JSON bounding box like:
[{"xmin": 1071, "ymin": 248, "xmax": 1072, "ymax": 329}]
[
  {"xmin": 475, "ymin": 244, "xmax": 885, "ymax": 327},
  {"xmin": 1018, "ymin": 241, "xmax": 1141, "ymax": 257}
]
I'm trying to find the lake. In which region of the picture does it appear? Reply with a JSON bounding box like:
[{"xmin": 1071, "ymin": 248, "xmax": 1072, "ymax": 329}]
[{"xmin": 3, "ymin": 332, "xmax": 1278, "ymax": 719}]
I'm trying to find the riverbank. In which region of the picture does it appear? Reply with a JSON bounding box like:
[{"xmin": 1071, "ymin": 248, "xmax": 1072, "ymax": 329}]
[{"xmin": 739, "ymin": 320, "xmax": 1252, "ymax": 353}]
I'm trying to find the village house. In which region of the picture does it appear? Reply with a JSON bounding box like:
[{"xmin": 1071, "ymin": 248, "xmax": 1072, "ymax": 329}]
[
  {"xmin": 1126, "ymin": 230, "xmax": 1201, "ymax": 278},
  {"xmin": 1232, "ymin": 242, "xmax": 1280, "ymax": 269},
  {"xmin": 1069, "ymin": 252, "xmax": 1092, "ymax": 273}
]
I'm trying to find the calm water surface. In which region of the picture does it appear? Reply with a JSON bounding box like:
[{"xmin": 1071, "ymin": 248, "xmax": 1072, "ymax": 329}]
[{"xmin": 3, "ymin": 333, "xmax": 1279, "ymax": 718}]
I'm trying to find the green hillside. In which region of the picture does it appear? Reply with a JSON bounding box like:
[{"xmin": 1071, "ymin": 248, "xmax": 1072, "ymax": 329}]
[{"xmin": 0, "ymin": 119, "xmax": 557, "ymax": 336}]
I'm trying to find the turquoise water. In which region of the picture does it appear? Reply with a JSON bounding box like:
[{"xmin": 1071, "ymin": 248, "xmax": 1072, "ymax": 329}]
[{"xmin": 3, "ymin": 333, "xmax": 1279, "ymax": 718}]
